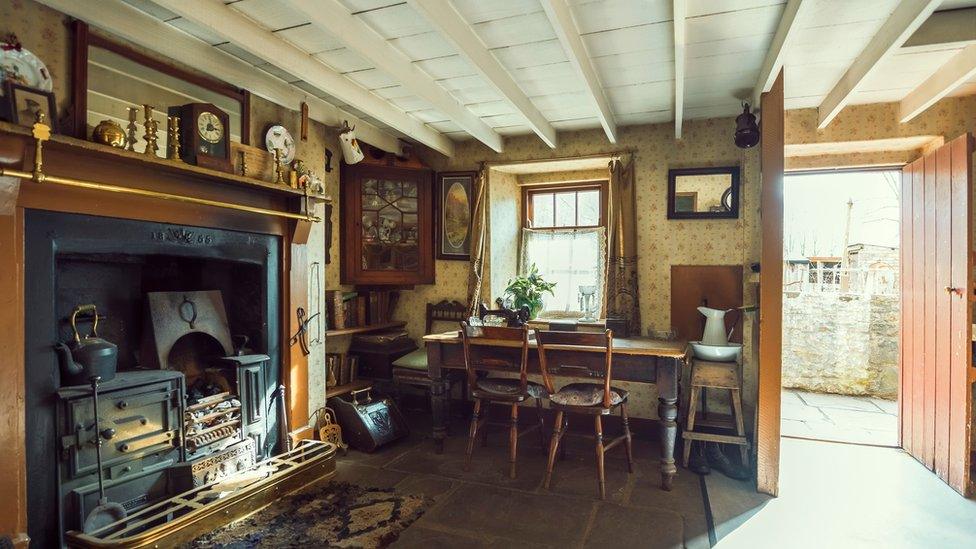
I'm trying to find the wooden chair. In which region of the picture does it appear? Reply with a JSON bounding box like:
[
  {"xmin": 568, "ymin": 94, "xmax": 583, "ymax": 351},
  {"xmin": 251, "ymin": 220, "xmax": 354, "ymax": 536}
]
[
  {"xmin": 391, "ymin": 300, "xmax": 467, "ymax": 410},
  {"xmin": 460, "ymin": 322, "xmax": 547, "ymax": 479},
  {"xmin": 537, "ymin": 329, "xmax": 634, "ymax": 500}
]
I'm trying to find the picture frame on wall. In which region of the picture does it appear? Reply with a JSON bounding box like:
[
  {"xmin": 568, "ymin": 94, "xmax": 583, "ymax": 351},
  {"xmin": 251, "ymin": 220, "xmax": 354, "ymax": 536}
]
[
  {"xmin": 4, "ymin": 81, "xmax": 57, "ymax": 131},
  {"xmin": 435, "ymin": 171, "xmax": 477, "ymax": 261}
]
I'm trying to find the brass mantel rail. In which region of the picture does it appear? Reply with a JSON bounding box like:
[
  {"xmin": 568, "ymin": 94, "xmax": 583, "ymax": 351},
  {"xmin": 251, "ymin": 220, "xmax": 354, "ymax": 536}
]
[{"xmin": 0, "ymin": 121, "xmax": 321, "ymax": 223}]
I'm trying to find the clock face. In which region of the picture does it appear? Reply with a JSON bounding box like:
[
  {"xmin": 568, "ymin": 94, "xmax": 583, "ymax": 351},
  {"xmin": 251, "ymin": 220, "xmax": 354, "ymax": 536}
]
[{"xmin": 197, "ymin": 111, "xmax": 224, "ymax": 144}]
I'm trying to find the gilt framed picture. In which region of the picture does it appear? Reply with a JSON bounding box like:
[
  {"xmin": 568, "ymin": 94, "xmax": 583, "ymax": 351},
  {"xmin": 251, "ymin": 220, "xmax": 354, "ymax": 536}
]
[{"xmin": 435, "ymin": 171, "xmax": 477, "ymax": 261}]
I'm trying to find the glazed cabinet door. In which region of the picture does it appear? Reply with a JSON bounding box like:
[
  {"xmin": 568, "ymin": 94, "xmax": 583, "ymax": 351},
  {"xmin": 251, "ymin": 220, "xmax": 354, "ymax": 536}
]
[{"xmin": 340, "ymin": 164, "xmax": 434, "ymax": 285}]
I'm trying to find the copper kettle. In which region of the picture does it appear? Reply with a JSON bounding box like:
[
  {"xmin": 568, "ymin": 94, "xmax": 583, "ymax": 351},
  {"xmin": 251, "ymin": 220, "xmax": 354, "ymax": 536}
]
[{"xmin": 55, "ymin": 304, "xmax": 119, "ymax": 386}]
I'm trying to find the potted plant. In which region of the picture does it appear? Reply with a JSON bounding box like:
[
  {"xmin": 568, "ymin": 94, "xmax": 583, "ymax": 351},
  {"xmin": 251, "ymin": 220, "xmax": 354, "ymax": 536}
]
[{"xmin": 503, "ymin": 264, "xmax": 556, "ymax": 320}]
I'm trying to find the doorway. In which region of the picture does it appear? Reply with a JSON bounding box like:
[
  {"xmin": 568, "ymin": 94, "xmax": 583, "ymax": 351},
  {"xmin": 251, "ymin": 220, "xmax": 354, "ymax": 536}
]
[{"xmin": 780, "ymin": 169, "xmax": 901, "ymax": 447}]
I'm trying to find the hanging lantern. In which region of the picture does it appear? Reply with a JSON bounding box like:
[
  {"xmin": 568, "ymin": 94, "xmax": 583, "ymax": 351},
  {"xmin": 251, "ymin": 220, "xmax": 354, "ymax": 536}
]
[{"xmin": 734, "ymin": 103, "xmax": 760, "ymax": 149}]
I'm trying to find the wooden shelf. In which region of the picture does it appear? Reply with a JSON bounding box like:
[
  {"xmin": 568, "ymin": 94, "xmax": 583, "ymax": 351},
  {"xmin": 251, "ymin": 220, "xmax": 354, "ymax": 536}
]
[
  {"xmin": 324, "ymin": 321, "xmax": 406, "ymax": 337},
  {"xmin": 0, "ymin": 121, "xmax": 331, "ymax": 201},
  {"xmin": 326, "ymin": 379, "xmax": 372, "ymax": 399}
]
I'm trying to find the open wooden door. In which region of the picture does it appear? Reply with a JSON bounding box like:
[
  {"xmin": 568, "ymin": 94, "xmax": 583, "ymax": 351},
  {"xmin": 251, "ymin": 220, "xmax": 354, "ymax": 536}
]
[{"xmin": 900, "ymin": 133, "xmax": 973, "ymax": 496}]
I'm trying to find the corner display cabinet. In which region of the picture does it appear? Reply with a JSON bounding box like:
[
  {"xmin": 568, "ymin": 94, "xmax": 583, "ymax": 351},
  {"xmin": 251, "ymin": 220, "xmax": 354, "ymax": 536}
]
[{"xmin": 340, "ymin": 161, "xmax": 434, "ymax": 285}]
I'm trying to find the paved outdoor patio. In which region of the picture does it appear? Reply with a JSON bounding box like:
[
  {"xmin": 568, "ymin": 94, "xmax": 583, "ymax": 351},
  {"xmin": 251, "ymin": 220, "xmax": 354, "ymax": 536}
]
[{"xmin": 780, "ymin": 389, "xmax": 898, "ymax": 446}]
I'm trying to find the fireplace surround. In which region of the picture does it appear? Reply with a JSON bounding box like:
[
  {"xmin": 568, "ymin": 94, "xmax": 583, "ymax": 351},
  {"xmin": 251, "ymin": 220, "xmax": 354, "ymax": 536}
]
[{"xmin": 24, "ymin": 210, "xmax": 281, "ymax": 547}]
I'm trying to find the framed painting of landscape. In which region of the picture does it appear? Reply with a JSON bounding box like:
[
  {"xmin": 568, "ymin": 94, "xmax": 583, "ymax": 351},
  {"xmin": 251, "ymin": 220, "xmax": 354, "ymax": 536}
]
[{"xmin": 435, "ymin": 171, "xmax": 476, "ymax": 260}]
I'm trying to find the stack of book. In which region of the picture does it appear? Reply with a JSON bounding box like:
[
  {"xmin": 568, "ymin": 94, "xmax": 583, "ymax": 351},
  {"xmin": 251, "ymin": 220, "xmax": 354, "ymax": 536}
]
[
  {"xmin": 326, "ymin": 353, "xmax": 359, "ymax": 387},
  {"xmin": 325, "ymin": 290, "xmax": 400, "ymax": 330}
]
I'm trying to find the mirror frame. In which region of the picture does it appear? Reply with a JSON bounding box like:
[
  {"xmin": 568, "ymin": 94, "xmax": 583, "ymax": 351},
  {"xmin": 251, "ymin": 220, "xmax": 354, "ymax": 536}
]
[{"xmin": 667, "ymin": 166, "xmax": 740, "ymax": 220}]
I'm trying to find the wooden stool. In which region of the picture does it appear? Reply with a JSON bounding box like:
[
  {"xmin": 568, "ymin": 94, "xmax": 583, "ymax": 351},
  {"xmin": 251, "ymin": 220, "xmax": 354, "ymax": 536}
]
[{"xmin": 681, "ymin": 359, "xmax": 749, "ymax": 468}]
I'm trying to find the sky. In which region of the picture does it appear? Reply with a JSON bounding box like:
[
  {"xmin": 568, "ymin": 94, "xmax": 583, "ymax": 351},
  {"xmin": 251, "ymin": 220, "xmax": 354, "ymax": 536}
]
[{"xmin": 784, "ymin": 170, "xmax": 900, "ymax": 260}]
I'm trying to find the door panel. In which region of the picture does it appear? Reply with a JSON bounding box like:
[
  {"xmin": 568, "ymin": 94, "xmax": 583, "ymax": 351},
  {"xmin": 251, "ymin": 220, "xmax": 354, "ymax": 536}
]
[{"xmin": 900, "ymin": 133, "xmax": 973, "ymax": 496}]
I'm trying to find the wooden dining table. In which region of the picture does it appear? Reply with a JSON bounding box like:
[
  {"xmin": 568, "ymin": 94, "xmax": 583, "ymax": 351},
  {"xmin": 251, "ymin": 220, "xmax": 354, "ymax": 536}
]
[{"xmin": 422, "ymin": 331, "xmax": 690, "ymax": 490}]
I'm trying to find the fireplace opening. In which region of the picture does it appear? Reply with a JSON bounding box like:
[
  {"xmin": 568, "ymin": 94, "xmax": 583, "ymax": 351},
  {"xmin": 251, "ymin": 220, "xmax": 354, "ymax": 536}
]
[{"xmin": 25, "ymin": 210, "xmax": 282, "ymax": 548}]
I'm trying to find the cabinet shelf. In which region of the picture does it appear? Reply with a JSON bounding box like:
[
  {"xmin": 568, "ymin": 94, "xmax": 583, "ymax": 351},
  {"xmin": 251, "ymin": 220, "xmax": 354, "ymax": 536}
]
[
  {"xmin": 326, "ymin": 379, "xmax": 372, "ymax": 399},
  {"xmin": 324, "ymin": 321, "xmax": 406, "ymax": 338}
]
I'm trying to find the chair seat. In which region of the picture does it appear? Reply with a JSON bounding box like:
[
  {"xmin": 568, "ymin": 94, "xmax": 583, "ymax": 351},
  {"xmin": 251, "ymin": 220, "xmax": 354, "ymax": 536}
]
[
  {"xmin": 549, "ymin": 383, "xmax": 628, "ymax": 408},
  {"xmin": 391, "ymin": 348, "xmax": 428, "ymax": 371},
  {"xmin": 474, "ymin": 378, "xmax": 547, "ymax": 400}
]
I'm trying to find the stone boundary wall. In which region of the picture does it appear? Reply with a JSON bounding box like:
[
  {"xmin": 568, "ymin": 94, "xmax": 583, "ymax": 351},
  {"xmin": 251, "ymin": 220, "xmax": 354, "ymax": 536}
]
[{"xmin": 782, "ymin": 291, "xmax": 899, "ymax": 399}]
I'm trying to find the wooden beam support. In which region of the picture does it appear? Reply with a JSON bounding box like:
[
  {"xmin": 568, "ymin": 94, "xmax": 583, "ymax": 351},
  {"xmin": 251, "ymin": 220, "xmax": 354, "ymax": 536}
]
[
  {"xmin": 672, "ymin": 0, "xmax": 686, "ymax": 139},
  {"xmin": 817, "ymin": 0, "xmax": 941, "ymax": 128},
  {"xmin": 540, "ymin": 0, "xmax": 617, "ymax": 143},
  {"xmin": 899, "ymin": 43, "xmax": 976, "ymax": 123},
  {"xmin": 406, "ymin": 0, "xmax": 557, "ymax": 149},
  {"xmin": 37, "ymin": 0, "xmax": 416, "ymax": 155},
  {"xmin": 753, "ymin": 0, "xmax": 808, "ymax": 108},
  {"xmin": 757, "ymin": 70, "xmax": 784, "ymax": 497},
  {"xmin": 289, "ymin": 0, "xmax": 503, "ymax": 153}
]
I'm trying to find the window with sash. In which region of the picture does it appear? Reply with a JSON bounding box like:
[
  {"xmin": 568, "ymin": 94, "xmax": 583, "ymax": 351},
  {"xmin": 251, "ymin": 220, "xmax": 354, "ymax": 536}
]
[{"xmin": 520, "ymin": 183, "xmax": 608, "ymax": 316}]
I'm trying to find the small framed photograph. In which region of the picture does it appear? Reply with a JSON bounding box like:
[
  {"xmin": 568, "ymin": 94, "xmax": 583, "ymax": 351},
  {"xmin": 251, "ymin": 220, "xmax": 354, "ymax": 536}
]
[
  {"xmin": 4, "ymin": 81, "xmax": 57, "ymax": 131},
  {"xmin": 435, "ymin": 171, "xmax": 477, "ymax": 261}
]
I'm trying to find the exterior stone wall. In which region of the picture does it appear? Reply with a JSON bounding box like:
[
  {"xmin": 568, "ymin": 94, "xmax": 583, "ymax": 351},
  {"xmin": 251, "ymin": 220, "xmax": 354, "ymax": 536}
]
[{"xmin": 782, "ymin": 291, "xmax": 899, "ymax": 399}]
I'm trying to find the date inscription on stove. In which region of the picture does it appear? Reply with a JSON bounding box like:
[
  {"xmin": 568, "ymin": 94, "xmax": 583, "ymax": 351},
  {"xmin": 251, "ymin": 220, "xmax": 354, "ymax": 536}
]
[{"xmin": 151, "ymin": 227, "xmax": 216, "ymax": 245}]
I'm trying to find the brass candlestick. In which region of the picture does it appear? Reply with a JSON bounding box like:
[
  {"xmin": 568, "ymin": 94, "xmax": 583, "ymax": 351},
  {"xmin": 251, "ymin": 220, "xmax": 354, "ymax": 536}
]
[
  {"xmin": 273, "ymin": 148, "xmax": 285, "ymax": 184},
  {"xmin": 125, "ymin": 106, "xmax": 138, "ymax": 152},
  {"xmin": 239, "ymin": 150, "xmax": 248, "ymax": 176},
  {"xmin": 166, "ymin": 116, "xmax": 182, "ymax": 162},
  {"xmin": 142, "ymin": 104, "xmax": 158, "ymax": 157}
]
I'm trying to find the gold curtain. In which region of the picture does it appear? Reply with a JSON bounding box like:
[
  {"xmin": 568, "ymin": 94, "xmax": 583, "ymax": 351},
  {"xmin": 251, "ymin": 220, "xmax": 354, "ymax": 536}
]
[
  {"xmin": 466, "ymin": 165, "xmax": 489, "ymax": 317},
  {"xmin": 604, "ymin": 158, "xmax": 641, "ymax": 330}
]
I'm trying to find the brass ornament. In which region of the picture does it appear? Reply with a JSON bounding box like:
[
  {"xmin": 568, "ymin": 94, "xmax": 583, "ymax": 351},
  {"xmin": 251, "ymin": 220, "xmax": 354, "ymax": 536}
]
[
  {"xmin": 273, "ymin": 148, "xmax": 285, "ymax": 184},
  {"xmin": 167, "ymin": 116, "xmax": 183, "ymax": 162},
  {"xmin": 317, "ymin": 407, "xmax": 347, "ymax": 451},
  {"xmin": 92, "ymin": 120, "xmax": 126, "ymax": 149},
  {"xmin": 142, "ymin": 104, "xmax": 158, "ymax": 157},
  {"xmin": 239, "ymin": 150, "xmax": 248, "ymax": 177},
  {"xmin": 125, "ymin": 106, "xmax": 138, "ymax": 151}
]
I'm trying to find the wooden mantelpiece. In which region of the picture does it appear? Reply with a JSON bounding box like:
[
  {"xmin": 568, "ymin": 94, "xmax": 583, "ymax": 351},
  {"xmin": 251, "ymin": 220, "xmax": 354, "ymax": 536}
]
[
  {"xmin": 0, "ymin": 123, "xmax": 321, "ymax": 543},
  {"xmin": 0, "ymin": 121, "xmax": 329, "ymax": 202}
]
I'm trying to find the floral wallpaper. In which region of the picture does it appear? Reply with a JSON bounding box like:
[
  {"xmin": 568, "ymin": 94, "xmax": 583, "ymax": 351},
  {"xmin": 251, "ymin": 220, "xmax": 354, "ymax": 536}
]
[
  {"xmin": 1, "ymin": 0, "xmax": 72, "ymax": 122},
  {"xmin": 415, "ymin": 118, "xmax": 763, "ymax": 420}
]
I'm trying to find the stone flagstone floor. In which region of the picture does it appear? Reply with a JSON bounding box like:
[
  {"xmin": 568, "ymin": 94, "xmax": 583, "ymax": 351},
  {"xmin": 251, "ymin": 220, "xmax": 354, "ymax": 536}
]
[{"xmin": 780, "ymin": 389, "xmax": 898, "ymax": 446}]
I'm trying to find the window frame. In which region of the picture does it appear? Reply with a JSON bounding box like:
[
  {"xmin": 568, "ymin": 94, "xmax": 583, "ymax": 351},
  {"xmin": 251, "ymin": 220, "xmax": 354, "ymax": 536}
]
[{"xmin": 522, "ymin": 181, "xmax": 609, "ymax": 230}]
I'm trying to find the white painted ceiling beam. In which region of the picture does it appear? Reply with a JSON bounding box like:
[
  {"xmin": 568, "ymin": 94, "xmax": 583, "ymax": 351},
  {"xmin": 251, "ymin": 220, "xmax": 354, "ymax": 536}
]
[
  {"xmin": 902, "ymin": 7, "xmax": 976, "ymax": 53},
  {"xmin": 34, "ymin": 0, "xmax": 413, "ymax": 154},
  {"xmin": 406, "ymin": 0, "xmax": 557, "ymax": 149},
  {"xmin": 817, "ymin": 0, "xmax": 941, "ymax": 128},
  {"xmin": 539, "ymin": 0, "xmax": 617, "ymax": 143},
  {"xmin": 899, "ymin": 43, "xmax": 976, "ymax": 122},
  {"xmin": 146, "ymin": 0, "xmax": 456, "ymax": 155},
  {"xmin": 753, "ymin": 0, "xmax": 807, "ymax": 108},
  {"xmin": 287, "ymin": 0, "xmax": 503, "ymax": 153},
  {"xmin": 672, "ymin": 0, "xmax": 686, "ymax": 139}
]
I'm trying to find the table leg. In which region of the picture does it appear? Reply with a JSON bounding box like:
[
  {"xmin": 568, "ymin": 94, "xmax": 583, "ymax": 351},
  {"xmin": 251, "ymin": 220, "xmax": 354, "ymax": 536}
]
[
  {"xmin": 658, "ymin": 356, "xmax": 681, "ymax": 491},
  {"xmin": 658, "ymin": 396, "xmax": 678, "ymax": 491},
  {"xmin": 426, "ymin": 343, "xmax": 447, "ymax": 454}
]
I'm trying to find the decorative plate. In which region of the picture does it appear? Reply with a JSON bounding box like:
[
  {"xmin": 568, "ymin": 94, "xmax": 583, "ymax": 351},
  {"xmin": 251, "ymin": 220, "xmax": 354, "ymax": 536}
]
[
  {"xmin": 265, "ymin": 124, "xmax": 295, "ymax": 165},
  {"xmin": 0, "ymin": 43, "xmax": 53, "ymax": 95}
]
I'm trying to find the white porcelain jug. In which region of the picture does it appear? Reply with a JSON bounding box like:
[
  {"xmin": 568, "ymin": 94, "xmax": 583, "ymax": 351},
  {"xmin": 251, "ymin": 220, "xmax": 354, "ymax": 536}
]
[{"xmin": 697, "ymin": 306, "xmax": 731, "ymax": 346}]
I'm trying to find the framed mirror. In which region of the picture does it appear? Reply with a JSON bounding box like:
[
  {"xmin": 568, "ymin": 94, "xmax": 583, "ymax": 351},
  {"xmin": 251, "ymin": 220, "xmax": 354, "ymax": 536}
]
[{"xmin": 667, "ymin": 166, "xmax": 739, "ymax": 219}]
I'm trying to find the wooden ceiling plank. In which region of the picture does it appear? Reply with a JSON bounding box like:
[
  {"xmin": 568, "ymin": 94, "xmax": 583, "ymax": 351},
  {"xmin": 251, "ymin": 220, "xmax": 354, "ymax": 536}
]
[
  {"xmin": 287, "ymin": 0, "xmax": 504, "ymax": 152},
  {"xmin": 899, "ymin": 43, "xmax": 976, "ymax": 123},
  {"xmin": 407, "ymin": 0, "xmax": 557, "ymax": 148},
  {"xmin": 540, "ymin": 0, "xmax": 617, "ymax": 143},
  {"xmin": 145, "ymin": 0, "xmax": 455, "ymax": 155},
  {"xmin": 816, "ymin": 0, "xmax": 941, "ymax": 129},
  {"xmin": 673, "ymin": 0, "xmax": 686, "ymax": 139},
  {"xmin": 753, "ymin": 0, "xmax": 808, "ymax": 107},
  {"xmin": 35, "ymin": 0, "xmax": 415, "ymax": 154}
]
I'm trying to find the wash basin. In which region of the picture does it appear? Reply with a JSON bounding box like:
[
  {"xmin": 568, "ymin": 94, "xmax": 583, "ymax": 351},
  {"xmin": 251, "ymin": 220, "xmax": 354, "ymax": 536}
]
[{"xmin": 690, "ymin": 341, "xmax": 742, "ymax": 362}]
